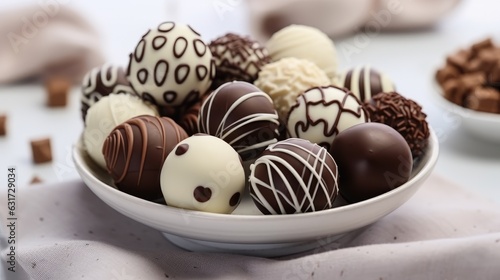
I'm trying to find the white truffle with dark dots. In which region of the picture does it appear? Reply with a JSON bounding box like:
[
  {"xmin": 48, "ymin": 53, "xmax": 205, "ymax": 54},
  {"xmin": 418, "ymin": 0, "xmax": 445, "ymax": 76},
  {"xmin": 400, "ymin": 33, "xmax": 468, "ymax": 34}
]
[
  {"xmin": 160, "ymin": 134, "xmax": 245, "ymax": 214},
  {"xmin": 127, "ymin": 21, "xmax": 215, "ymax": 108},
  {"xmin": 83, "ymin": 94, "xmax": 158, "ymax": 169},
  {"xmin": 286, "ymin": 86, "xmax": 368, "ymax": 151}
]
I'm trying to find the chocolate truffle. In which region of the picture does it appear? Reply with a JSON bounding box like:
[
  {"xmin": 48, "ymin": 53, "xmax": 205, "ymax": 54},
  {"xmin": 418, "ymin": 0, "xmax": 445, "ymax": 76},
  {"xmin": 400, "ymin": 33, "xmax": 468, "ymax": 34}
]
[
  {"xmin": 254, "ymin": 57, "xmax": 331, "ymax": 120},
  {"xmin": 209, "ymin": 33, "xmax": 270, "ymax": 88},
  {"xmin": 83, "ymin": 94, "xmax": 158, "ymax": 169},
  {"xmin": 249, "ymin": 138, "xmax": 338, "ymax": 215},
  {"xmin": 339, "ymin": 65, "xmax": 395, "ymax": 103},
  {"xmin": 81, "ymin": 64, "xmax": 135, "ymax": 122},
  {"xmin": 330, "ymin": 123, "xmax": 412, "ymax": 203},
  {"xmin": 127, "ymin": 22, "xmax": 215, "ymax": 109},
  {"xmin": 160, "ymin": 134, "xmax": 245, "ymax": 214},
  {"xmin": 198, "ymin": 81, "xmax": 280, "ymax": 160},
  {"xmin": 266, "ymin": 25, "xmax": 338, "ymax": 80},
  {"xmin": 364, "ymin": 92, "xmax": 430, "ymax": 159},
  {"xmin": 103, "ymin": 115, "xmax": 188, "ymax": 200},
  {"xmin": 177, "ymin": 93, "xmax": 210, "ymax": 136},
  {"xmin": 286, "ymin": 86, "xmax": 368, "ymax": 151}
]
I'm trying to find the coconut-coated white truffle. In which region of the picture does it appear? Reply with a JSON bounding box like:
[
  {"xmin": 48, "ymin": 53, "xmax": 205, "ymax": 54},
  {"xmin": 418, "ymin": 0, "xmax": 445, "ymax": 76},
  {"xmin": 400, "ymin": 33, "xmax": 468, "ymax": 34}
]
[
  {"xmin": 83, "ymin": 94, "xmax": 158, "ymax": 169},
  {"xmin": 160, "ymin": 134, "xmax": 245, "ymax": 214}
]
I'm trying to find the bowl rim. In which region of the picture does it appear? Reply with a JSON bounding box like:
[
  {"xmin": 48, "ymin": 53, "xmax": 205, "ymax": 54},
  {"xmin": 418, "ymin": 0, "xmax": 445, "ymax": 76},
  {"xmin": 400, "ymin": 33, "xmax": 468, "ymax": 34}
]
[{"xmin": 73, "ymin": 127, "xmax": 440, "ymax": 222}]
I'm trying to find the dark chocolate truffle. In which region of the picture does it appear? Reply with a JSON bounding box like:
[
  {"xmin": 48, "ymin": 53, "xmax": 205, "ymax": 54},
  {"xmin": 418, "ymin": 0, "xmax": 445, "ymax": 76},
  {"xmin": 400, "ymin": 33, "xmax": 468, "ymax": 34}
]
[
  {"xmin": 364, "ymin": 92, "xmax": 430, "ymax": 159},
  {"xmin": 81, "ymin": 64, "xmax": 135, "ymax": 122},
  {"xmin": 330, "ymin": 123, "xmax": 412, "ymax": 203},
  {"xmin": 209, "ymin": 33, "xmax": 270, "ymax": 89},
  {"xmin": 198, "ymin": 81, "xmax": 280, "ymax": 160},
  {"xmin": 249, "ymin": 138, "xmax": 338, "ymax": 214},
  {"xmin": 102, "ymin": 115, "xmax": 188, "ymax": 200},
  {"xmin": 339, "ymin": 65, "xmax": 395, "ymax": 102},
  {"xmin": 178, "ymin": 93, "xmax": 210, "ymax": 136}
]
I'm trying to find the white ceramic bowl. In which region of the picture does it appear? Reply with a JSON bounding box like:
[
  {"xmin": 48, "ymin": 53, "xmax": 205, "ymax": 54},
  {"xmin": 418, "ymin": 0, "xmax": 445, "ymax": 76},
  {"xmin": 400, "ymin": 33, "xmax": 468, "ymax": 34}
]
[
  {"xmin": 433, "ymin": 85, "xmax": 500, "ymax": 143},
  {"xmin": 73, "ymin": 129, "xmax": 439, "ymax": 257}
]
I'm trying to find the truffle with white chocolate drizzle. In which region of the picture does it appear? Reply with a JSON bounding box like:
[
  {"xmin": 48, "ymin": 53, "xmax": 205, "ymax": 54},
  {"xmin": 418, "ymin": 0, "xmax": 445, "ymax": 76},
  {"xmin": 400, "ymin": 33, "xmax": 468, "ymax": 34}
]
[{"xmin": 249, "ymin": 138, "xmax": 338, "ymax": 215}]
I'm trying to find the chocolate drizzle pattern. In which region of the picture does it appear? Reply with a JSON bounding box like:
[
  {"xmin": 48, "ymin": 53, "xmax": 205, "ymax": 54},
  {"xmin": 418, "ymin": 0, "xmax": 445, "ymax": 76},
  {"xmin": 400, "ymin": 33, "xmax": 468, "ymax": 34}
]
[
  {"xmin": 198, "ymin": 81, "xmax": 280, "ymax": 160},
  {"xmin": 340, "ymin": 65, "xmax": 395, "ymax": 102},
  {"xmin": 364, "ymin": 92, "xmax": 430, "ymax": 159},
  {"xmin": 127, "ymin": 22, "xmax": 214, "ymax": 108},
  {"xmin": 249, "ymin": 138, "xmax": 338, "ymax": 215},
  {"xmin": 81, "ymin": 63, "xmax": 135, "ymax": 122},
  {"xmin": 287, "ymin": 86, "xmax": 368, "ymax": 151},
  {"xmin": 209, "ymin": 33, "xmax": 270, "ymax": 89},
  {"xmin": 102, "ymin": 115, "xmax": 188, "ymax": 200}
]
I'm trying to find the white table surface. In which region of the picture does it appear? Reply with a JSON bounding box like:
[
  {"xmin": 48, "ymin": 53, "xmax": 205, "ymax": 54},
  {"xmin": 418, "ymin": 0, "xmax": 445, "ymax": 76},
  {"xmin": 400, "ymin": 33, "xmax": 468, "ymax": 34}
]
[{"xmin": 0, "ymin": 0, "xmax": 500, "ymax": 279}]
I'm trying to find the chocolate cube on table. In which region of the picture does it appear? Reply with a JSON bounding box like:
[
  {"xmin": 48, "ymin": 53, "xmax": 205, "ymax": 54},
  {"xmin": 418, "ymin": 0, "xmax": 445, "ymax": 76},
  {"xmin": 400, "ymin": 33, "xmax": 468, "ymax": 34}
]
[{"xmin": 30, "ymin": 138, "xmax": 53, "ymax": 164}]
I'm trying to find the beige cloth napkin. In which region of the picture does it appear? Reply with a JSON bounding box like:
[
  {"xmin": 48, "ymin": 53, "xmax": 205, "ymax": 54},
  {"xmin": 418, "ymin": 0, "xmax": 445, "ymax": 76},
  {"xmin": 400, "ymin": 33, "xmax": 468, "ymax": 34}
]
[
  {"xmin": 248, "ymin": 0, "xmax": 462, "ymax": 42},
  {"xmin": 1, "ymin": 173, "xmax": 500, "ymax": 280},
  {"xmin": 0, "ymin": 6, "xmax": 104, "ymax": 84}
]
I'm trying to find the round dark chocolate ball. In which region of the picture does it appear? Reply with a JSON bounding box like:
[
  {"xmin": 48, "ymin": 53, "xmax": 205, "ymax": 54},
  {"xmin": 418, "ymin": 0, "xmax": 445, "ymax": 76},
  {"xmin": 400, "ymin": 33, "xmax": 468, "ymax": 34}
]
[
  {"xmin": 198, "ymin": 81, "xmax": 280, "ymax": 160},
  {"xmin": 209, "ymin": 33, "xmax": 270, "ymax": 89},
  {"xmin": 81, "ymin": 64, "xmax": 136, "ymax": 122},
  {"xmin": 249, "ymin": 138, "xmax": 339, "ymax": 214},
  {"xmin": 363, "ymin": 92, "xmax": 430, "ymax": 159},
  {"xmin": 102, "ymin": 115, "xmax": 188, "ymax": 200},
  {"xmin": 330, "ymin": 122, "xmax": 412, "ymax": 203}
]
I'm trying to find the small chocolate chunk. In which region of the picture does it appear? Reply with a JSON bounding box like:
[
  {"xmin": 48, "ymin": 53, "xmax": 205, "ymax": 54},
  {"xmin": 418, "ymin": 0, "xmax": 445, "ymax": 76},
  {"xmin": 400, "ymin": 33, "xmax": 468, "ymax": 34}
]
[
  {"xmin": 454, "ymin": 73, "xmax": 486, "ymax": 106},
  {"xmin": 465, "ymin": 87, "xmax": 500, "ymax": 114},
  {"xmin": 446, "ymin": 49, "xmax": 470, "ymax": 71},
  {"xmin": 0, "ymin": 114, "xmax": 6, "ymax": 136},
  {"xmin": 45, "ymin": 77, "xmax": 70, "ymax": 107},
  {"xmin": 471, "ymin": 38, "xmax": 494, "ymax": 55},
  {"xmin": 436, "ymin": 65, "xmax": 460, "ymax": 85},
  {"xmin": 31, "ymin": 138, "xmax": 52, "ymax": 164},
  {"xmin": 442, "ymin": 79, "xmax": 460, "ymax": 103},
  {"xmin": 30, "ymin": 176, "xmax": 43, "ymax": 185}
]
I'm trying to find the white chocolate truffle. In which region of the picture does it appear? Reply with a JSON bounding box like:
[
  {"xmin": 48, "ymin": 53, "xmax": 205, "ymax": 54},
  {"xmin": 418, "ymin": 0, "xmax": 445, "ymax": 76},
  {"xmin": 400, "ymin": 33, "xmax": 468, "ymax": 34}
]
[
  {"xmin": 160, "ymin": 135, "xmax": 245, "ymax": 214},
  {"xmin": 127, "ymin": 22, "xmax": 215, "ymax": 107},
  {"xmin": 254, "ymin": 57, "xmax": 330, "ymax": 120},
  {"xmin": 287, "ymin": 86, "xmax": 368, "ymax": 151},
  {"xmin": 83, "ymin": 94, "xmax": 158, "ymax": 169},
  {"xmin": 339, "ymin": 65, "xmax": 395, "ymax": 102},
  {"xmin": 266, "ymin": 25, "xmax": 338, "ymax": 80}
]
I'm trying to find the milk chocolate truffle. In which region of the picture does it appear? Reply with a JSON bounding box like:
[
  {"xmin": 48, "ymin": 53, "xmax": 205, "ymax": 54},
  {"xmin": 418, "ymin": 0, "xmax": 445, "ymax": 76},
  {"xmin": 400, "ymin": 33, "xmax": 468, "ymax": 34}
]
[
  {"xmin": 160, "ymin": 134, "xmax": 245, "ymax": 214},
  {"xmin": 266, "ymin": 25, "xmax": 338, "ymax": 80},
  {"xmin": 177, "ymin": 93, "xmax": 210, "ymax": 136},
  {"xmin": 209, "ymin": 33, "xmax": 270, "ymax": 88},
  {"xmin": 330, "ymin": 123, "xmax": 412, "ymax": 203},
  {"xmin": 249, "ymin": 138, "xmax": 338, "ymax": 215},
  {"xmin": 127, "ymin": 22, "xmax": 215, "ymax": 109},
  {"xmin": 287, "ymin": 86, "xmax": 368, "ymax": 151},
  {"xmin": 339, "ymin": 65, "xmax": 395, "ymax": 102},
  {"xmin": 254, "ymin": 57, "xmax": 331, "ymax": 120},
  {"xmin": 81, "ymin": 64, "xmax": 135, "ymax": 122},
  {"xmin": 364, "ymin": 92, "xmax": 430, "ymax": 159},
  {"xmin": 103, "ymin": 115, "xmax": 188, "ymax": 200},
  {"xmin": 198, "ymin": 81, "xmax": 280, "ymax": 160},
  {"xmin": 83, "ymin": 94, "xmax": 158, "ymax": 169}
]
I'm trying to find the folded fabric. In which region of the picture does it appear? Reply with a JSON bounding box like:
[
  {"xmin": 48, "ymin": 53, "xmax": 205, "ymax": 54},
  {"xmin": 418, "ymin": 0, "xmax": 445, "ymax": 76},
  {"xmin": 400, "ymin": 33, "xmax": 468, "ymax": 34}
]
[
  {"xmin": 1, "ymin": 173, "xmax": 499, "ymax": 280},
  {"xmin": 248, "ymin": 0, "xmax": 461, "ymax": 42},
  {"xmin": 0, "ymin": 5, "xmax": 104, "ymax": 84}
]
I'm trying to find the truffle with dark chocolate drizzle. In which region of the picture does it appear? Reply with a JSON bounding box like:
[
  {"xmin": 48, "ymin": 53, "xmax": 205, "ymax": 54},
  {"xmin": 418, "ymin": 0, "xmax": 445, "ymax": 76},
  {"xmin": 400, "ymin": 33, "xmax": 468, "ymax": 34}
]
[{"xmin": 102, "ymin": 115, "xmax": 188, "ymax": 200}]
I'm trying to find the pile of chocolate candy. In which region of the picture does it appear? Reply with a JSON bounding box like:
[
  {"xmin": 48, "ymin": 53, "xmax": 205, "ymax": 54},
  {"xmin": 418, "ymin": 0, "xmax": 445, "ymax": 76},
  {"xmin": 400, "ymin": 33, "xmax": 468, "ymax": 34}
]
[
  {"xmin": 81, "ymin": 22, "xmax": 430, "ymax": 215},
  {"xmin": 436, "ymin": 37, "xmax": 500, "ymax": 114}
]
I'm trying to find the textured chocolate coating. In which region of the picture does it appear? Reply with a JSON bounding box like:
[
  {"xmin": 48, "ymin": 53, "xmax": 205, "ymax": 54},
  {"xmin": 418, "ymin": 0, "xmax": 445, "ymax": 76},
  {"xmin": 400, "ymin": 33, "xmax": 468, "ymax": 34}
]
[
  {"xmin": 339, "ymin": 65, "xmax": 395, "ymax": 103},
  {"xmin": 81, "ymin": 64, "xmax": 135, "ymax": 122},
  {"xmin": 198, "ymin": 81, "xmax": 280, "ymax": 160},
  {"xmin": 102, "ymin": 115, "xmax": 188, "ymax": 200},
  {"xmin": 330, "ymin": 123, "xmax": 412, "ymax": 203},
  {"xmin": 249, "ymin": 138, "xmax": 338, "ymax": 214},
  {"xmin": 209, "ymin": 33, "xmax": 270, "ymax": 89},
  {"xmin": 287, "ymin": 86, "xmax": 368, "ymax": 151},
  {"xmin": 364, "ymin": 92, "xmax": 430, "ymax": 159}
]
